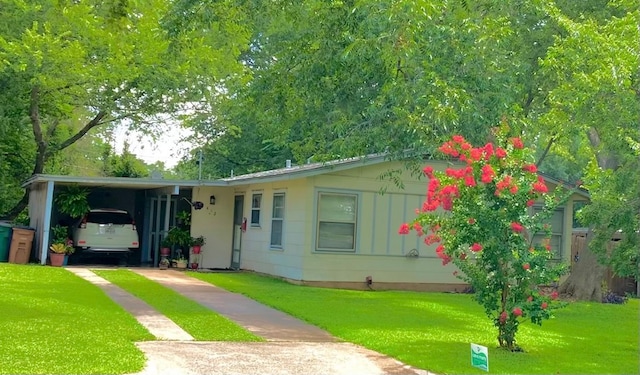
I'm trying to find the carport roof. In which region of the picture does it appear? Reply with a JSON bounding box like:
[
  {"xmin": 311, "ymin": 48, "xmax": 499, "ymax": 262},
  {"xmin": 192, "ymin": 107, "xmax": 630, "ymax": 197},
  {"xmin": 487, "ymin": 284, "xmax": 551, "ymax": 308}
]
[{"xmin": 22, "ymin": 174, "xmax": 225, "ymax": 189}]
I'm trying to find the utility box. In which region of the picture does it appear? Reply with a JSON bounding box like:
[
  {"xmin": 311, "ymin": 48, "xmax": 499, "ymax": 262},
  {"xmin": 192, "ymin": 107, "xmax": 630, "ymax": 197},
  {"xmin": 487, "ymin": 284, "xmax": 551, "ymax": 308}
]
[
  {"xmin": 8, "ymin": 227, "xmax": 35, "ymax": 264},
  {"xmin": 0, "ymin": 223, "xmax": 11, "ymax": 262}
]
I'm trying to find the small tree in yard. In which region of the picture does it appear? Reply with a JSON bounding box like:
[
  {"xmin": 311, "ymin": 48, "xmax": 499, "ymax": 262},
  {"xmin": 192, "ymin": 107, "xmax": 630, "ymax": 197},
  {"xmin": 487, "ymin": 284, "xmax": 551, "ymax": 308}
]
[{"xmin": 400, "ymin": 126, "xmax": 569, "ymax": 351}]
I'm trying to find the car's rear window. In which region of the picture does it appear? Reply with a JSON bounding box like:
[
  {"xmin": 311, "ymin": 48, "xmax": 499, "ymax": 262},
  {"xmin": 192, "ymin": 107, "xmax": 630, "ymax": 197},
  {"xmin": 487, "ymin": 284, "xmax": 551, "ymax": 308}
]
[{"xmin": 86, "ymin": 212, "xmax": 132, "ymax": 225}]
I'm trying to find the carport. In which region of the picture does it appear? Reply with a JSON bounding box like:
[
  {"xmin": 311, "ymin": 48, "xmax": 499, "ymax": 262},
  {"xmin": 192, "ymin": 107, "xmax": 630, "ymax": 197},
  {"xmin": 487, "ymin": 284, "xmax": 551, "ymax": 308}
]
[{"xmin": 23, "ymin": 175, "xmax": 200, "ymax": 266}]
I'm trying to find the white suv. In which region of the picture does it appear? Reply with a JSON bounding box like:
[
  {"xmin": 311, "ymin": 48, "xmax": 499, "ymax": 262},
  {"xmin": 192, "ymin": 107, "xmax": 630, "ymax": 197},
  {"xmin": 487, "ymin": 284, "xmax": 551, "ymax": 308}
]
[{"xmin": 73, "ymin": 209, "xmax": 139, "ymax": 252}]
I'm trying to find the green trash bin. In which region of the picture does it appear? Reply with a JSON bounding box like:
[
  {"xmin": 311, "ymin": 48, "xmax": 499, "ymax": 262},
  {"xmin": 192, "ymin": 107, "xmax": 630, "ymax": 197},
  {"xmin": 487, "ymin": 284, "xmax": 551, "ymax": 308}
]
[{"xmin": 0, "ymin": 223, "xmax": 11, "ymax": 262}]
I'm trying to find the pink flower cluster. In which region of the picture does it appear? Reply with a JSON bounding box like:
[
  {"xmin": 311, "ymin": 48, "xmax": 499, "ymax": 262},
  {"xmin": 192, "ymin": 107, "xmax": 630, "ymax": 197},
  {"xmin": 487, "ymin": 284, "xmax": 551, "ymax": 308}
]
[
  {"xmin": 436, "ymin": 244, "xmax": 451, "ymax": 265},
  {"xmin": 438, "ymin": 135, "xmax": 511, "ymax": 165},
  {"xmin": 421, "ymin": 176, "xmax": 459, "ymax": 212}
]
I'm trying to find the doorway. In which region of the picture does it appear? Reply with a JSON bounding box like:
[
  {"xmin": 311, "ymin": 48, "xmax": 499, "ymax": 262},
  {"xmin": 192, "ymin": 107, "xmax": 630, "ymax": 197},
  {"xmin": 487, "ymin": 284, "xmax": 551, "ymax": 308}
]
[{"xmin": 230, "ymin": 195, "xmax": 244, "ymax": 270}]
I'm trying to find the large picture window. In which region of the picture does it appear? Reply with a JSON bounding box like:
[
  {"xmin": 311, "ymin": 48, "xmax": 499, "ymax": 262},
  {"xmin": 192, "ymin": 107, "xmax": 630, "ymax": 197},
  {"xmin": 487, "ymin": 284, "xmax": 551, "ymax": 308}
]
[
  {"xmin": 316, "ymin": 192, "xmax": 357, "ymax": 252},
  {"xmin": 251, "ymin": 193, "xmax": 262, "ymax": 226},
  {"xmin": 270, "ymin": 193, "xmax": 285, "ymax": 248}
]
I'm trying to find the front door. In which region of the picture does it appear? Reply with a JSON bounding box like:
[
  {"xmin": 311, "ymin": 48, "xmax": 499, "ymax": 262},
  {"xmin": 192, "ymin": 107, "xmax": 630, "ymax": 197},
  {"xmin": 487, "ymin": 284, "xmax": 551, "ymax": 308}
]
[
  {"xmin": 145, "ymin": 196, "xmax": 177, "ymax": 266},
  {"xmin": 230, "ymin": 195, "xmax": 244, "ymax": 270}
]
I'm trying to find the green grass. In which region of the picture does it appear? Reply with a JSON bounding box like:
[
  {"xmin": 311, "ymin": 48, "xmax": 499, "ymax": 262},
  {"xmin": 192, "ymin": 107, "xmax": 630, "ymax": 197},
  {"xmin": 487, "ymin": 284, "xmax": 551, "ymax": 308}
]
[
  {"xmin": 190, "ymin": 272, "xmax": 640, "ymax": 375},
  {"xmin": 94, "ymin": 269, "xmax": 261, "ymax": 342},
  {"xmin": 0, "ymin": 264, "xmax": 153, "ymax": 375}
]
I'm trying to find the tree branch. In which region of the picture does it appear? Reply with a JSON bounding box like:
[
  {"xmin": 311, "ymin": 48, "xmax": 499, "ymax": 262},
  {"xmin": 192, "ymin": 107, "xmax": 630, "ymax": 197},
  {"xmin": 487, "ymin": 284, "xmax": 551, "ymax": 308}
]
[
  {"xmin": 30, "ymin": 85, "xmax": 47, "ymax": 175},
  {"xmin": 57, "ymin": 111, "xmax": 108, "ymax": 151},
  {"xmin": 30, "ymin": 86, "xmax": 43, "ymax": 147},
  {"xmin": 535, "ymin": 135, "xmax": 556, "ymax": 167}
]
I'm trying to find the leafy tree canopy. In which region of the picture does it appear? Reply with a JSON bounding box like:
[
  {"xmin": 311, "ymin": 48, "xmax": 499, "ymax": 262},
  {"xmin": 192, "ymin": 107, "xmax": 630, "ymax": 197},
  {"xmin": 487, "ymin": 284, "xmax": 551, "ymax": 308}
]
[{"xmin": 0, "ymin": 0, "xmax": 251, "ymax": 218}]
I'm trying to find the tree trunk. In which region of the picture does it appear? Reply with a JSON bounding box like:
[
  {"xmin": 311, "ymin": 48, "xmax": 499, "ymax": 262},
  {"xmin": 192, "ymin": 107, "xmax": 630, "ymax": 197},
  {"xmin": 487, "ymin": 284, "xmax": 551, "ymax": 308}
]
[
  {"xmin": 559, "ymin": 229, "xmax": 605, "ymax": 301},
  {"xmin": 559, "ymin": 128, "xmax": 620, "ymax": 301},
  {"xmin": 0, "ymin": 192, "xmax": 29, "ymax": 221},
  {"xmin": 0, "ymin": 85, "xmax": 108, "ymax": 221}
]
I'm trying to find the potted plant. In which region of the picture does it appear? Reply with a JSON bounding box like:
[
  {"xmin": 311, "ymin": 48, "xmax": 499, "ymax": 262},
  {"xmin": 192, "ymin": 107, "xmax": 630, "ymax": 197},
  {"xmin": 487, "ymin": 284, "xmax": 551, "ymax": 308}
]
[
  {"xmin": 49, "ymin": 243, "xmax": 67, "ymax": 266},
  {"xmin": 190, "ymin": 252, "xmax": 200, "ymax": 270},
  {"xmin": 63, "ymin": 239, "xmax": 75, "ymax": 266},
  {"xmin": 173, "ymin": 250, "xmax": 188, "ymax": 269},
  {"xmin": 160, "ymin": 237, "xmax": 172, "ymax": 257},
  {"xmin": 50, "ymin": 225, "xmax": 74, "ymax": 266},
  {"xmin": 191, "ymin": 235, "xmax": 205, "ymax": 254},
  {"xmin": 166, "ymin": 227, "xmax": 192, "ymax": 250},
  {"xmin": 159, "ymin": 257, "xmax": 170, "ymax": 270},
  {"xmin": 54, "ymin": 185, "xmax": 90, "ymax": 219}
]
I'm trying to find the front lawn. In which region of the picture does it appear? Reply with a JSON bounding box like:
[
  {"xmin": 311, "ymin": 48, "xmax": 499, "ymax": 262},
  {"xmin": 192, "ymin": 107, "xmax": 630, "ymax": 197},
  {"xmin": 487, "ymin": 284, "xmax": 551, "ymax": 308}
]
[
  {"xmin": 94, "ymin": 269, "xmax": 261, "ymax": 341},
  {"xmin": 0, "ymin": 264, "xmax": 153, "ymax": 375},
  {"xmin": 191, "ymin": 272, "xmax": 639, "ymax": 375}
]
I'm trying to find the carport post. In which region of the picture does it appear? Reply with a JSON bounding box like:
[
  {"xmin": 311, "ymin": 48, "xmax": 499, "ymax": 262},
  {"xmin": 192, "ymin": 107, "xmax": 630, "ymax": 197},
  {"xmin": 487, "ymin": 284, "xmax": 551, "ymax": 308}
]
[
  {"xmin": 158, "ymin": 193, "xmax": 172, "ymax": 267},
  {"xmin": 40, "ymin": 181, "xmax": 55, "ymax": 265}
]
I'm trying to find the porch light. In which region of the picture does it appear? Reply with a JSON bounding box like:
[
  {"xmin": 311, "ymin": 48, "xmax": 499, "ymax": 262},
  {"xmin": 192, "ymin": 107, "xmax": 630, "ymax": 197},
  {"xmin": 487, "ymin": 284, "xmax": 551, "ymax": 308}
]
[{"xmin": 209, "ymin": 195, "xmax": 216, "ymax": 205}]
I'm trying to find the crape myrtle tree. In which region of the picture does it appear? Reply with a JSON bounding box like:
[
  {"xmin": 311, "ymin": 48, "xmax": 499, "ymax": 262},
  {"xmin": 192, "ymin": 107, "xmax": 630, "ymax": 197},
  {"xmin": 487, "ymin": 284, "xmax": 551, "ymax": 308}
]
[{"xmin": 399, "ymin": 126, "xmax": 568, "ymax": 351}]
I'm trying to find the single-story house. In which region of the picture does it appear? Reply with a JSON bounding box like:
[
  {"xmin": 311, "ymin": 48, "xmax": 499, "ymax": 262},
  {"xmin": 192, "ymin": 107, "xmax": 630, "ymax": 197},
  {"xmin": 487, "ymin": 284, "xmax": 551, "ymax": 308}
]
[{"xmin": 24, "ymin": 154, "xmax": 589, "ymax": 291}]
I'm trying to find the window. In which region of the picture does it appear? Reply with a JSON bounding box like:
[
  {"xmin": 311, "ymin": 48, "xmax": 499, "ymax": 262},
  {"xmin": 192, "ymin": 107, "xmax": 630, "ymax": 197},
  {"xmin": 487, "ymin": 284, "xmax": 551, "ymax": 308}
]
[
  {"xmin": 532, "ymin": 206, "xmax": 564, "ymax": 259},
  {"xmin": 270, "ymin": 193, "xmax": 285, "ymax": 247},
  {"xmin": 316, "ymin": 192, "xmax": 357, "ymax": 252},
  {"xmin": 251, "ymin": 193, "xmax": 262, "ymax": 226}
]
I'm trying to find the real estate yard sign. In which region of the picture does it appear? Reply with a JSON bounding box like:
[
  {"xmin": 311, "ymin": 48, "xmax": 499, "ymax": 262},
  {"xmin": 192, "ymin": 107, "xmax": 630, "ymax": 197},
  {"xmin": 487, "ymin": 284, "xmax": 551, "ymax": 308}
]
[{"xmin": 471, "ymin": 343, "xmax": 489, "ymax": 371}]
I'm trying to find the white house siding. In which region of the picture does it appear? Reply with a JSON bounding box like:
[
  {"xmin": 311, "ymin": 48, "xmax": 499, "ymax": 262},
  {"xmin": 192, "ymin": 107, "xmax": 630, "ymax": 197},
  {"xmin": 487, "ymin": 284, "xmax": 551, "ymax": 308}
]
[
  {"xmin": 224, "ymin": 179, "xmax": 310, "ymax": 280},
  {"xmin": 302, "ymin": 160, "xmax": 464, "ymax": 288},
  {"xmin": 190, "ymin": 186, "xmax": 238, "ymax": 269},
  {"xmin": 189, "ymin": 158, "xmax": 581, "ymax": 290}
]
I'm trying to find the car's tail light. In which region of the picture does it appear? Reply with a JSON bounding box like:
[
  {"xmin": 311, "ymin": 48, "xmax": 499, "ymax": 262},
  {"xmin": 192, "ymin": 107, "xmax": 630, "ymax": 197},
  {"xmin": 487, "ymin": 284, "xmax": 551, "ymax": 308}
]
[
  {"xmin": 132, "ymin": 219, "xmax": 136, "ymax": 231},
  {"xmin": 79, "ymin": 215, "xmax": 87, "ymax": 229}
]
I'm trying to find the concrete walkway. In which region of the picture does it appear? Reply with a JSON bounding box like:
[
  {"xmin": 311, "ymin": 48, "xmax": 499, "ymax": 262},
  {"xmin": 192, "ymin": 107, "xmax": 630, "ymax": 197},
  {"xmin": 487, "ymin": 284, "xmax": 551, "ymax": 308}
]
[
  {"xmin": 71, "ymin": 267, "xmax": 434, "ymax": 375},
  {"xmin": 67, "ymin": 268, "xmax": 194, "ymax": 341},
  {"xmin": 132, "ymin": 268, "xmax": 335, "ymax": 342}
]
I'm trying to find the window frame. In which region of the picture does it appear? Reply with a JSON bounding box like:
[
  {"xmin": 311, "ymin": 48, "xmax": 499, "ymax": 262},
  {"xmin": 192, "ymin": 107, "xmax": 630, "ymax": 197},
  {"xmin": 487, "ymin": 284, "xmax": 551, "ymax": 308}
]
[
  {"xmin": 531, "ymin": 205, "xmax": 564, "ymax": 259},
  {"xmin": 269, "ymin": 192, "xmax": 285, "ymax": 249},
  {"xmin": 315, "ymin": 191, "xmax": 358, "ymax": 253},
  {"xmin": 250, "ymin": 193, "xmax": 262, "ymax": 227}
]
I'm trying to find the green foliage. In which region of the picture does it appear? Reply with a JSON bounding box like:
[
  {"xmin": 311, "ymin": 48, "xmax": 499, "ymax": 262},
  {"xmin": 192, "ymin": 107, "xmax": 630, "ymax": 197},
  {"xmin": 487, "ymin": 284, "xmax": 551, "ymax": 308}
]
[
  {"xmin": 164, "ymin": 227, "xmax": 191, "ymax": 249},
  {"xmin": 579, "ymin": 158, "xmax": 640, "ymax": 277},
  {"xmin": 94, "ymin": 269, "xmax": 262, "ymax": 342},
  {"xmin": 102, "ymin": 142, "xmax": 150, "ymax": 178},
  {"xmin": 192, "ymin": 272, "xmax": 639, "ymax": 374},
  {"xmin": 0, "ymin": 0, "xmax": 250, "ymax": 218},
  {"xmin": 54, "ymin": 185, "xmax": 90, "ymax": 218},
  {"xmin": 50, "ymin": 224, "xmax": 68, "ymax": 244},
  {"xmin": 49, "ymin": 226, "xmax": 74, "ymax": 254},
  {"xmin": 191, "ymin": 235, "xmax": 205, "ymax": 247},
  {"xmin": 400, "ymin": 128, "xmax": 568, "ymax": 351},
  {"xmin": 171, "ymin": 2, "xmax": 638, "ymax": 285},
  {"xmin": 0, "ymin": 264, "xmax": 152, "ymax": 374},
  {"xmin": 537, "ymin": 1, "xmax": 640, "ymax": 278}
]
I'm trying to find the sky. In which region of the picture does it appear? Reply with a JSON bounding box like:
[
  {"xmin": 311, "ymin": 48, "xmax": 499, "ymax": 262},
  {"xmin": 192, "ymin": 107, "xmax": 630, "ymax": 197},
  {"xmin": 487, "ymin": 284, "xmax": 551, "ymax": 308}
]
[{"xmin": 112, "ymin": 123, "xmax": 193, "ymax": 168}]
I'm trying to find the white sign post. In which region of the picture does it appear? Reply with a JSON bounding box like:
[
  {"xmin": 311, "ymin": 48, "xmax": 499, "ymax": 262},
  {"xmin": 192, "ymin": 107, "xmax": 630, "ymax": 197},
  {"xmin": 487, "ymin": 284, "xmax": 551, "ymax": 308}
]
[{"xmin": 470, "ymin": 343, "xmax": 489, "ymax": 372}]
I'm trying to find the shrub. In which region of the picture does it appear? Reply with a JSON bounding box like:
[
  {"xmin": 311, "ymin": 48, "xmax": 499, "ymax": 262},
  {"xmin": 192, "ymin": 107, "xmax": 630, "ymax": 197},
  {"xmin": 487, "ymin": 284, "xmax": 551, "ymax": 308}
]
[{"xmin": 400, "ymin": 125, "xmax": 569, "ymax": 351}]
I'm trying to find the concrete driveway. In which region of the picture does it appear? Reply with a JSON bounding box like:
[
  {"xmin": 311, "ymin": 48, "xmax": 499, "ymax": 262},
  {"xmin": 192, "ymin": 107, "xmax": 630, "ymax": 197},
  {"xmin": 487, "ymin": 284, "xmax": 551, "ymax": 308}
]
[{"xmin": 68, "ymin": 268, "xmax": 436, "ymax": 375}]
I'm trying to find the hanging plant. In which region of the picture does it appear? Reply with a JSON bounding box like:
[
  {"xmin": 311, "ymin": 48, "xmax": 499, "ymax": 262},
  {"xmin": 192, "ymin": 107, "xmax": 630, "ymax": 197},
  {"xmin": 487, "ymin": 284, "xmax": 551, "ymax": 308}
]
[{"xmin": 55, "ymin": 185, "xmax": 90, "ymax": 218}]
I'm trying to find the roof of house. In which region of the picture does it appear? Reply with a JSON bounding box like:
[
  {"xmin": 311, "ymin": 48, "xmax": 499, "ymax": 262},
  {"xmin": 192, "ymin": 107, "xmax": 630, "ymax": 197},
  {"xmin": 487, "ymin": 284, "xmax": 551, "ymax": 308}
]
[
  {"xmin": 22, "ymin": 174, "xmax": 208, "ymax": 190},
  {"xmin": 221, "ymin": 154, "xmax": 390, "ymax": 185},
  {"xmin": 23, "ymin": 153, "xmax": 590, "ymax": 199}
]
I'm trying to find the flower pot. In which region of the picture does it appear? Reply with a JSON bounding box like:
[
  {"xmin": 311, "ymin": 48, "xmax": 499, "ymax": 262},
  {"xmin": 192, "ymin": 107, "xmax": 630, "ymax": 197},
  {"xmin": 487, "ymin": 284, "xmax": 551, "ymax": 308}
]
[
  {"xmin": 176, "ymin": 261, "xmax": 187, "ymax": 269},
  {"xmin": 160, "ymin": 247, "xmax": 171, "ymax": 257},
  {"xmin": 190, "ymin": 262, "xmax": 198, "ymax": 270},
  {"xmin": 192, "ymin": 245, "xmax": 201, "ymax": 254},
  {"xmin": 49, "ymin": 252, "xmax": 65, "ymax": 267}
]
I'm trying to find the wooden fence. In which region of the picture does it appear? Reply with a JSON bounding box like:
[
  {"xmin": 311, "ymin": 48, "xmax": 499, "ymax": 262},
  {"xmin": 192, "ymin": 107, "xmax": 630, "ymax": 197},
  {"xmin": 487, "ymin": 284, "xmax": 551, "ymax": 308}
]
[{"xmin": 571, "ymin": 230, "xmax": 637, "ymax": 296}]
